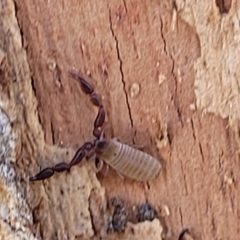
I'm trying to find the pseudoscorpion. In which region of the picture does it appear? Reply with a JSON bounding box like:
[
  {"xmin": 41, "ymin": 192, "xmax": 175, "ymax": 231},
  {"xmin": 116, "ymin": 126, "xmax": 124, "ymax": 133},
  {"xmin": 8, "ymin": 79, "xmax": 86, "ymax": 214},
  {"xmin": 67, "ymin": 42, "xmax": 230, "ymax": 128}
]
[{"xmin": 30, "ymin": 71, "xmax": 161, "ymax": 182}]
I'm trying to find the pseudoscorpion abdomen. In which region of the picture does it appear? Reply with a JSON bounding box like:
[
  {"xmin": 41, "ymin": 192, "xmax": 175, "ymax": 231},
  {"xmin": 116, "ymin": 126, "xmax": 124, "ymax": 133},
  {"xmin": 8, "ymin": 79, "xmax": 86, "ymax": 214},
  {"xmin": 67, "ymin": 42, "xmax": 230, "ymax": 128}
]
[{"xmin": 100, "ymin": 139, "xmax": 161, "ymax": 181}]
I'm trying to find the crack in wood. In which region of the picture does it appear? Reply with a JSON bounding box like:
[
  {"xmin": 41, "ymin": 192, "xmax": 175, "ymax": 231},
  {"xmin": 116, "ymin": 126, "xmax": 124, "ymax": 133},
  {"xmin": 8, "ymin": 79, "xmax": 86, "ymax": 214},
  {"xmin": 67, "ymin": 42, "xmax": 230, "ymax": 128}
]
[
  {"xmin": 159, "ymin": 17, "xmax": 167, "ymax": 55},
  {"xmin": 122, "ymin": 0, "xmax": 128, "ymax": 14},
  {"xmin": 190, "ymin": 118, "xmax": 196, "ymax": 141},
  {"xmin": 55, "ymin": 63, "xmax": 63, "ymax": 89},
  {"xmin": 160, "ymin": 16, "xmax": 184, "ymax": 127},
  {"xmin": 198, "ymin": 143, "xmax": 205, "ymax": 163},
  {"xmin": 160, "ymin": 15, "xmax": 186, "ymax": 131},
  {"xmin": 88, "ymin": 190, "xmax": 97, "ymax": 236},
  {"xmin": 108, "ymin": 8, "xmax": 134, "ymax": 132},
  {"xmin": 50, "ymin": 120, "xmax": 55, "ymax": 145},
  {"xmin": 180, "ymin": 159, "xmax": 188, "ymax": 196},
  {"xmin": 170, "ymin": 53, "xmax": 184, "ymax": 127},
  {"xmin": 179, "ymin": 207, "xmax": 183, "ymax": 228}
]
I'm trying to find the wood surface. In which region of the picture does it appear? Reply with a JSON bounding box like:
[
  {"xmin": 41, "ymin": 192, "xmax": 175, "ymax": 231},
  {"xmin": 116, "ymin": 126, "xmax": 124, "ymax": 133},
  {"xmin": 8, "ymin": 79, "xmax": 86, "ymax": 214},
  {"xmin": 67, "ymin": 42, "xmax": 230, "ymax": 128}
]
[{"xmin": 1, "ymin": 0, "xmax": 240, "ymax": 239}]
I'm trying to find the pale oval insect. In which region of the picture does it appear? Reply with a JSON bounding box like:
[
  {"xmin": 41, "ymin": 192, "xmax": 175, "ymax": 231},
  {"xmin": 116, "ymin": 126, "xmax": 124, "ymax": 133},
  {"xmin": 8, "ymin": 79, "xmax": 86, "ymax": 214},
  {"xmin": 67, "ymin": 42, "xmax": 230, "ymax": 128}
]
[{"xmin": 95, "ymin": 138, "xmax": 161, "ymax": 181}]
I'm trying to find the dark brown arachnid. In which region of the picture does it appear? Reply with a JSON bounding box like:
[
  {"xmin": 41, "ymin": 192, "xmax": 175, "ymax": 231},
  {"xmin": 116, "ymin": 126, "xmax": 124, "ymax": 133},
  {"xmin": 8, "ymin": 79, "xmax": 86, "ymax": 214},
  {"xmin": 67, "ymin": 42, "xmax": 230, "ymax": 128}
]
[{"xmin": 30, "ymin": 71, "xmax": 161, "ymax": 182}]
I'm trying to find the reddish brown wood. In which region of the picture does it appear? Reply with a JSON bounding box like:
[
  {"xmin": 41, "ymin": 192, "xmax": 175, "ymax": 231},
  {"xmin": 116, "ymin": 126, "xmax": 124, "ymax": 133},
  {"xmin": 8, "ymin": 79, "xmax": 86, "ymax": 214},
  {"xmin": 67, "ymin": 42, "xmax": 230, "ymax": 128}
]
[{"xmin": 12, "ymin": 0, "xmax": 240, "ymax": 239}]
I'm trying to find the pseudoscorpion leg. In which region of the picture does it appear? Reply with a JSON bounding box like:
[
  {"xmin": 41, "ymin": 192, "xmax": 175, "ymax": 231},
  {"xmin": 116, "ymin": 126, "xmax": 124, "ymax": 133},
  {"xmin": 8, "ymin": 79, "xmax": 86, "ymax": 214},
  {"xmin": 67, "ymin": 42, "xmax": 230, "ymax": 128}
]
[
  {"xmin": 29, "ymin": 72, "xmax": 107, "ymax": 181},
  {"xmin": 29, "ymin": 143, "xmax": 92, "ymax": 181},
  {"xmin": 68, "ymin": 70, "xmax": 106, "ymax": 139}
]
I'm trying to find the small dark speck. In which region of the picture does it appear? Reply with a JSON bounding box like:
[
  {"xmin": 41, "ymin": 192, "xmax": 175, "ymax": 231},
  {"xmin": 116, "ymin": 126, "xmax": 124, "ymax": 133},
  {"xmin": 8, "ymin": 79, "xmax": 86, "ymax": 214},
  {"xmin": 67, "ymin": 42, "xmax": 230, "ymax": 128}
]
[
  {"xmin": 215, "ymin": 0, "xmax": 232, "ymax": 14},
  {"xmin": 77, "ymin": 185, "xmax": 85, "ymax": 190},
  {"xmin": 60, "ymin": 189, "xmax": 64, "ymax": 195},
  {"xmin": 108, "ymin": 197, "xmax": 128, "ymax": 233},
  {"xmin": 111, "ymin": 205, "xmax": 128, "ymax": 233},
  {"xmin": 137, "ymin": 203, "xmax": 157, "ymax": 222},
  {"xmin": 110, "ymin": 197, "xmax": 123, "ymax": 207}
]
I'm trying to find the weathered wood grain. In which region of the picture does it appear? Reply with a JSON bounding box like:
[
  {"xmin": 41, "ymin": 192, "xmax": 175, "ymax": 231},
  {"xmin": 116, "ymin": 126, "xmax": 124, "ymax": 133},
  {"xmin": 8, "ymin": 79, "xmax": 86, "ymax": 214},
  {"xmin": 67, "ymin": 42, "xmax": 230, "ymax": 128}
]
[{"xmin": 1, "ymin": 0, "xmax": 240, "ymax": 239}]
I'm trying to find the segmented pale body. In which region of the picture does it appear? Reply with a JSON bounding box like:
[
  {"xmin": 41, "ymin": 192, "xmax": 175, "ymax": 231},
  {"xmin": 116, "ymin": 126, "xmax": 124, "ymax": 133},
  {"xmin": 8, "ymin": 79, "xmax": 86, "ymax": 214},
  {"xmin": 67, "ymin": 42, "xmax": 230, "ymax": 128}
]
[{"xmin": 98, "ymin": 139, "xmax": 161, "ymax": 181}]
